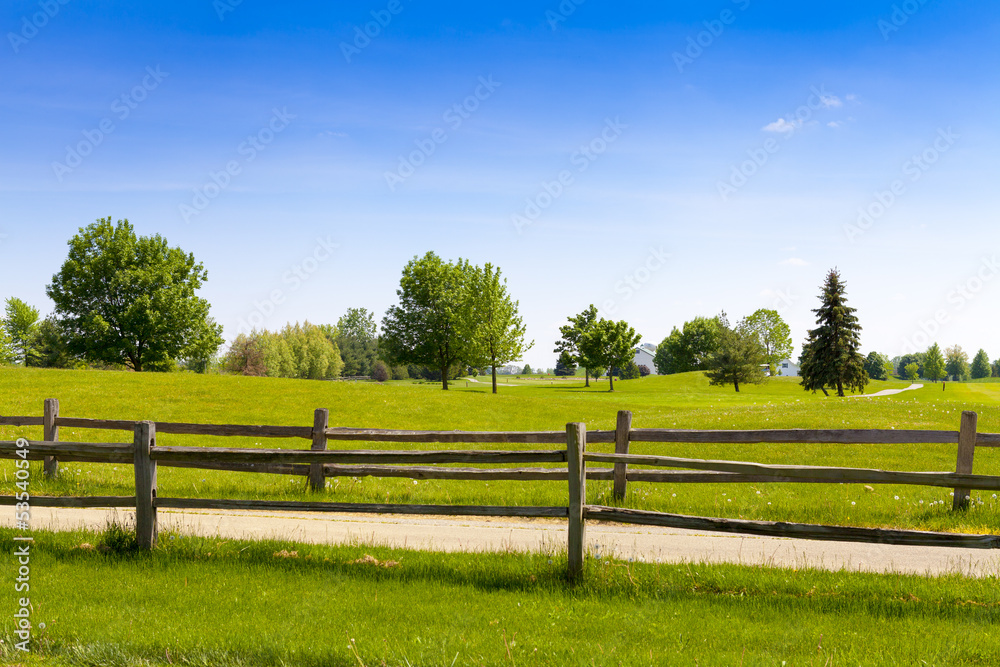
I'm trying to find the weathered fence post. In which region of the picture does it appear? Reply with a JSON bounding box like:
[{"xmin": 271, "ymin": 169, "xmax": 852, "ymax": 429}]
[
  {"xmin": 612, "ymin": 410, "xmax": 632, "ymax": 501},
  {"xmin": 134, "ymin": 421, "xmax": 157, "ymax": 550},
  {"xmin": 309, "ymin": 408, "xmax": 329, "ymax": 492},
  {"xmin": 567, "ymin": 422, "xmax": 587, "ymax": 581},
  {"xmin": 43, "ymin": 398, "xmax": 59, "ymax": 478},
  {"xmin": 952, "ymin": 410, "xmax": 978, "ymax": 511}
]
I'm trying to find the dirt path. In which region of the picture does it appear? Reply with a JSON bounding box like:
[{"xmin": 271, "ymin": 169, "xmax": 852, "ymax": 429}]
[
  {"xmin": 11, "ymin": 507, "xmax": 998, "ymax": 578},
  {"xmin": 851, "ymin": 383, "xmax": 924, "ymax": 398}
]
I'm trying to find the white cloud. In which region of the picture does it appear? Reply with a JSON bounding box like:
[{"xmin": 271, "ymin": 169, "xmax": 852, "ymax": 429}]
[
  {"xmin": 762, "ymin": 118, "xmax": 801, "ymax": 134},
  {"xmin": 827, "ymin": 121, "xmax": 843, "ymax": 129},
  {"xmin": 318, "ymin": 130, "xmax": 348, "ymax": 138},
  {"xmin": 780, "ymin": 258, "xmax": 808, "ymax": 266},
  {"xmin": 820, "ymin": 94, "xmax": 842, "ymax": 108}
]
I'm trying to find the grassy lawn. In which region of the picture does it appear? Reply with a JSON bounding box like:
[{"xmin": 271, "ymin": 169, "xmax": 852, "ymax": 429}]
[
  {"xmin": 2, "ymin": 367, "xmax": 999, "ymax": 533},
  {"xmin": 3, "ymin": 526, "xmax": 1000, "ymax": 666}
]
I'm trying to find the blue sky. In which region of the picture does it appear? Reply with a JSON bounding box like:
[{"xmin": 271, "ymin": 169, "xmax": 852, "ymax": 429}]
[{"xmin": 2, "ymin": 0, "xmax": 999, "ymax": 369}]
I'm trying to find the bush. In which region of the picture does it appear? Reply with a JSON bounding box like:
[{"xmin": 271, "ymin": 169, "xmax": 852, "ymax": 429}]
[
  {"xmin": 391, "ymin": 365, "xmax": 409, "ymax": 380},
  {"xmin": 99, "ymin": 515, "xmax": 140, "ymax": 556},
  {"xmin": 617, "ymin": 360, "xmax": 641, "ymax": 380},
  {"xmin": 372, "ymin": 360, "xmax": 390, "ymax": 382},
  {"xmin": 638, "ymin": 364, "xmax": 651, "ymax": 377}
]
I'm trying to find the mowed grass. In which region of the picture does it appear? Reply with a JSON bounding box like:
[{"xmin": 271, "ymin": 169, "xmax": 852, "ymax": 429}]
[
  {"xmin": 3, "ymin": 527, "xmax": 1000, "ymax": 666},
  {"xmin": 2, "ymin": 366, "xmax": 1000, "ymax": 532}
]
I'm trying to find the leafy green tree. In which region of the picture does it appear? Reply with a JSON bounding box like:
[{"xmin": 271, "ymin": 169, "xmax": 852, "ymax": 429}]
[
  {"xmin": 579, "ymin": 318, "xmax": 641, "ymax": 391},
  {"xmin": 391, "ymin": 365, "xmax": 409, "ymax": 380},
  {"xmin": 971, "ymin": 349, "xmax": 991, "ymax": 380},
  {"xmin": 27, "ymin": 317, "xmax": 77, "ymax": 369},
  {"xmin": 904, "ymin": 362, "xmax": 919, "ymax": 382},
  {"xmin": 743, "ymin": 308, "xmax": 793, "ymax": 376},
  {"xmin": 554, "ymin": 305, "xmax": 599, "ymax": 387},
  {"xmin": 554, "ymin": 350, "xmax": 577, "ymax": 376},
  {"xmin": 863, "ymin": 351, "xmax": 891, "ymax": 381},
  {"xmin": 705, "ymin": 314, "xmax": 767, "ymax": 392},
  {"xmin": 381, "ymin": 252, "xmax": 472, "ymax": 390},
  {"xmin": 993, "ymin": 359, "xmax": 1000, "ymax": 378},
  {"xmin": 335, "ymin": 307, "xmax": 379, "ymax": 377},
  {"xmin": 46, "ymin": 218, "xmax": 223, "ymax": 372},
  {"xmin": 896, "ymin": 353, "xmax": 923, "ymax": 378},
  {"xmin": 0, "ymin": 323, "xmax": 14, "ymax": 364},
  {"xmin": 923, "ymin": 343, "xmax": 946, "ymax": 382},
  {"xmin": 464, "ymin": 263, "xmax": 533, "ymax": 394},
  {"xmin": 3, "ymin": 298, "xmax": 40, "ymax": 364},
  {"xmin": 944, "ymin": 345, "xmax": 970, "ymax": 381},
  {"xmin": 653, "ymin": 316, "xmax": 722, "ymax": 374},
  {"xmin": 522, "ymin": 364, "xmax": 532, "ymax": 375},
  {"xmin": 799, "ymin": 269, "xmax": 868, "ymax": 397}
]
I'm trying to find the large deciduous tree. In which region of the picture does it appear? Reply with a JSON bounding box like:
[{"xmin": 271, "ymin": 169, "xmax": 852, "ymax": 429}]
[
  {"xmin": 742, "ymin": 308, "xmax": 792, "ymax": 376},
  {"xmin": 554, "ymin": 305, "xmax": 599, "ymax": 387},
  {"xmin": 653, "ymin": 316, "xmax": 722, "ymax": 375},
  {"xmin": 923, "ymin": 343, "xmax": 946, "ymax": 383},
  {"xmin": 3, "ymin": 298, "xmax": 40, "ymax": 365},
  {"xmin": 578, "ymin": 318, "xmax": 641, "ymax": 391},
  {"xmin": 705, "ymin": 313, "xmax": 767, "ymax": 392},
  {"xmin": 944, "ymin": 345, "xmax": 970, "ymax": 381},
  {"xmin": 863, "ymin": 351, "xmax": 891, "ymax": 381},
  {"xmin": 46, "ymin": 218, "xmax": 223, "ymax": 372},
  {"xmin": 971, "ymin": 349, "xmax": 992, "ymax": 380},
  {"xmin": 464, "ymin": 263, "xmax": 533, "ymax": 394},
  {"xmin": 799, "ymin": 269, "xmax": 868, "ymax": 397},
  {"xmin": 380, "ymin": 252, "xmax": 472, "ymax": 390}
]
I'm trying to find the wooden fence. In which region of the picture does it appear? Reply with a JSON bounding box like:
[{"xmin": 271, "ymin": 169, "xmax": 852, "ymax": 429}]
[{"xmin": 2, "ymin": 399, "xmax": 999, "ymax": 580}]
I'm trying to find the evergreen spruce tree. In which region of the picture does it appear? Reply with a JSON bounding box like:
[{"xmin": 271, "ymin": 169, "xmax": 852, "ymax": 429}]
[
  {"xmin": 971, "ymin": 349, "xmax": 992, "ymax": 379},
  {"xmin": 799, "ymin": 269, "xmax": 869, "ymax": 397}
]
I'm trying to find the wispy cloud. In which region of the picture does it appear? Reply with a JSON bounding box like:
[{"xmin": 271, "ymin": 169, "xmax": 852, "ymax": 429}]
[
  {"xmin": 762, "ymin": 118, "xmax": 801, "ymax": 134},
  {"xmin": 780, "ymin": 257, "xmax": 808, "ymax": 266}
]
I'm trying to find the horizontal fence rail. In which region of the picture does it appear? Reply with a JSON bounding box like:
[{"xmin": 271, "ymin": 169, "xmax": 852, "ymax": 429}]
[
  {"xmin": 585, "ymin": 452, "xmax": 1000, "ymax": 491},
  {"xmin": 149, "ymin": 447, "xmax": 567, "ymax": 465},
  {"xmin": 3, "ymin": 401, "xmax": 998, "ymax": 581}
]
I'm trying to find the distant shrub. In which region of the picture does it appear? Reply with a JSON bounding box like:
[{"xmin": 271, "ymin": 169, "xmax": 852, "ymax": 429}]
[
  {"xmin": 372, "ymin": 360, "xmax": 390, "ymax": 382},
  {"xmin": 638, "ymin": 364, "xmax": 651, "ymax": 377},
  {"xmin": 391, "ymin": 365, "xmax": 409, "ymax": 380}
]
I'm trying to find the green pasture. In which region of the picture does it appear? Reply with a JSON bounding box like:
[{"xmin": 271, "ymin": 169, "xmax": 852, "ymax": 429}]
[
  {"xmin": 3, "ymin": 527, "xmax": 1000, "ymax": 666},
  {"xmin": 1, "ymin": 367, "xmax": 999, "ymax": 532}
]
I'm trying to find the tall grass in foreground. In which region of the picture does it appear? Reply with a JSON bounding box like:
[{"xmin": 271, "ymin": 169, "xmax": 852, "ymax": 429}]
[{"xmin": 2, "ymin": 527, "xmax": 999, "ymax": 666}]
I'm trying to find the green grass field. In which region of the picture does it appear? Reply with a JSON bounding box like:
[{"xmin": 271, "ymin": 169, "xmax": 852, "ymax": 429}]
[
  {"xmin": 3, "ymin": 367, "xmax": 1000, "ymax": 665},
  {"xmin": 2, "ymin": 366, "xmax": 999, "ymax": 532},
  {"xmin": 3, "ymin": 527, "xmax": 1000, "ymax": 666}
]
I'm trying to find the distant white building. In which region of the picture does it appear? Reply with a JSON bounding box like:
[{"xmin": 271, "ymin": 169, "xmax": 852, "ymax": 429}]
[
  {"xmin": 776, "ymin": 358, "xmax": 800, "ymax": 377},
  {"xmin": 634, "ymin": 344, "xmax": 658, "ymax": 374}
]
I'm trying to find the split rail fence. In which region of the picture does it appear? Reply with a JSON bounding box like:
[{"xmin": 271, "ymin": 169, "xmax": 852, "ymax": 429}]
[{"xmin": 3, "ymin": 399, "xmax": 999, "ymax": 579}]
